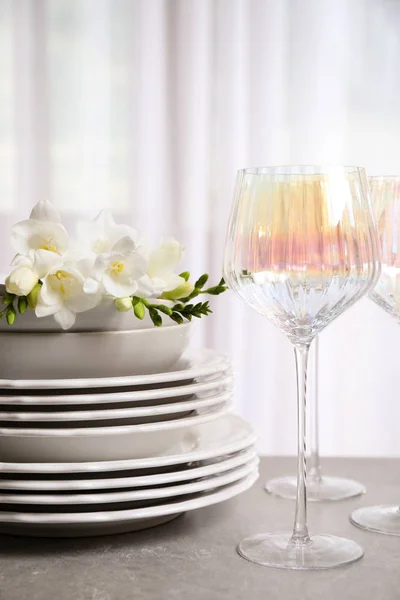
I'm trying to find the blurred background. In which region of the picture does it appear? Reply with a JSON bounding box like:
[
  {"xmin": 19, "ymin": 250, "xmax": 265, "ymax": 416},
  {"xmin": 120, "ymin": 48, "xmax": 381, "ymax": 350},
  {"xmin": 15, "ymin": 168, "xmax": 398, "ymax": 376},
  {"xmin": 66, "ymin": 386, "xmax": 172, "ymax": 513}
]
[{"xmin": 1, "ymin": 0, "xmax": 400, "ymax": 456}]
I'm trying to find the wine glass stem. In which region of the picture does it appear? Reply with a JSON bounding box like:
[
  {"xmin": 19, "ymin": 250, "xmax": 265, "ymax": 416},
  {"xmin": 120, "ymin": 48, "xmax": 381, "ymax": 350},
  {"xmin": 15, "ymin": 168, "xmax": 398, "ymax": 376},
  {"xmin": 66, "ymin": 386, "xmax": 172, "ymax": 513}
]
[
  {"xmin": 291, "ymin": 343, "xmax": 311, "ymax": 546},
  {"xmin": 308, "ymin": 337, "xmax": 322, "ymax": 484}
]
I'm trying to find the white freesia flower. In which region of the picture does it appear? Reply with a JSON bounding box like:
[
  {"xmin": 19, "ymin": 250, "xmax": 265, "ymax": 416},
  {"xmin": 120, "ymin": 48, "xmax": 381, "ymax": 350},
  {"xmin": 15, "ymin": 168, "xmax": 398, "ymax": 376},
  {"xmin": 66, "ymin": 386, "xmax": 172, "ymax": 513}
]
[
  {"xmin": 36, "ymin": 264, "xmax": 102, "ymax": 330},
  {"xmin": 11, "ymin": 200, "xmax": 69, "ymax": 257},
  {"xmin": 29, "ymin": 200, "xmax": 62, "ymax": 223},
  {"xmin": 145, "ymin": 238, "xmax": 186, "ymax": 295},
  {"xmin": 84, "ymin": 237, "xmax": 150, "ymax": 299},
  {"xmin": 5, "ymin": 250, "xmax": 62, "ymax": 296},
  {"xmin": 76, "ymin": 209, "xmax": 138, "ymax": 258},
  {"xmin": 5, "ymin": 266, "xmax": 38, "ymax": 297}
]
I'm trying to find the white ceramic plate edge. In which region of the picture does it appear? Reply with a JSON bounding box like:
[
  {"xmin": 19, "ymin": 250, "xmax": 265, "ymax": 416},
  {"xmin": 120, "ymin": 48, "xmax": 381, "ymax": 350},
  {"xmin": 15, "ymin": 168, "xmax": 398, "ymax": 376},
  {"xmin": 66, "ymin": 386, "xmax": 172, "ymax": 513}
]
[
  {"xmin": 0, "ymin": 447, "xmax": 258, "ymax": 491},
  {"xmin": 0, "ymin": 458, "xmax": 259, "ymax": 504},
  {"xmin": 0, "ymin": 402, "xmax": 231, "ymax": 437},
  {"xmin": 0, "ymin": 414, "xmax": 257, "ymax": 473},
  {"xmin": 0, "ymin": 470, "xmax": 259, "ymax": 524},
  {"xmin": 0, "ymin": 373, "xmax": 233, "ymax": 406},
  {"xmin": 0, "ymin": 349, "xmax": 231, "ymax": 390},
  {"xmin": 0, "ymin": 389, "xmax": 233, "ymax": 422}
]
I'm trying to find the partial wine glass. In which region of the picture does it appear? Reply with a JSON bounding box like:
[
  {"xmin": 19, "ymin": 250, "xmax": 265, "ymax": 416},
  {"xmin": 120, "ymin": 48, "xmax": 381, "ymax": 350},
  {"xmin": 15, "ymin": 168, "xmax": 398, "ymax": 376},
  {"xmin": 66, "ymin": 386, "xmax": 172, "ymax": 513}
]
[
  {"xmin": 350, "ymin": 175, "xmax": 400, "ymax": 536},
  {"xmin": 265, "ymin": 336, "xmax": 366, "ymax": 501},
  {"xmin": 224, "ymin": 165, "xmax": 380, "ymax": 569}
]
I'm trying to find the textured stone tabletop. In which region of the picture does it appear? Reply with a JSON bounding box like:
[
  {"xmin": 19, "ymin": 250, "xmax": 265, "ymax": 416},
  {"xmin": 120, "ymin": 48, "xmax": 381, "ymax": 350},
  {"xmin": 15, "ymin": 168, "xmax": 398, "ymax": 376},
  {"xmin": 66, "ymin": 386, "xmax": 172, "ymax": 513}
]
[{"xmin": 1, "ymin": 457, "xmax": 400, "ymax": 600}]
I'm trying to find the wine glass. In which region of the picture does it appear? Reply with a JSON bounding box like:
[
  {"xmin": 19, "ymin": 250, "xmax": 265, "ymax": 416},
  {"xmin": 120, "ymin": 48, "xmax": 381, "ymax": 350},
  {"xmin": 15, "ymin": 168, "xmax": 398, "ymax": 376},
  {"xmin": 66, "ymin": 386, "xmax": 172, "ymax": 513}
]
[
  {"xmin": 224, "ymin": 165, "xmax": 380, "ymax": 569},
  {"xmin": 350, "ymin": 175, "xmax": 400, "ymax": 536},
  {"xmin": 265, "ymin": 336, "xmax": 366, "ymax": 501}
]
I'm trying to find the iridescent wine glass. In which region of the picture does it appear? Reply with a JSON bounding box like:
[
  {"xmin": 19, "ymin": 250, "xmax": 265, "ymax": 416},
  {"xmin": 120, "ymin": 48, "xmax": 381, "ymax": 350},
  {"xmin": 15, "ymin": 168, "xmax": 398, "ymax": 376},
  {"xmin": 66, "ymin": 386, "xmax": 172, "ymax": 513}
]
[
  {"xmin": 224, "ymin": 165, "xmax": 380, "ymax": 569},
  {"xmin": 265, "ymin": 336, "xmax": 366, "ymax": 501},
  {"xmin": 351, "ymin": 175, "xmax": 400, "ymax": 535}
]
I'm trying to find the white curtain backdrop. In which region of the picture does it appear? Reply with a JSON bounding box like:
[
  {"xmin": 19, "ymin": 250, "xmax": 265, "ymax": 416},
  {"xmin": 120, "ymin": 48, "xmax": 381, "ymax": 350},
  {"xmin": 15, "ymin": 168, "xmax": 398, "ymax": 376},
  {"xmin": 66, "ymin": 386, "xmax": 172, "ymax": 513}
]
[{"xmin": 1, "ymin": 0, "xmax": 400, "ymax": 456}]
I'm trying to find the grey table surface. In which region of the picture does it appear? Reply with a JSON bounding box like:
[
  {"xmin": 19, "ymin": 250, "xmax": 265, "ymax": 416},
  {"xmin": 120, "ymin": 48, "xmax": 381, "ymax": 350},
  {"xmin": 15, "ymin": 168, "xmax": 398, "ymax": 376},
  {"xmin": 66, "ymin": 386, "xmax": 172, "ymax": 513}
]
[{"xmin": 0, "ymin": 457, "xmax": 399, "ymax": 600}]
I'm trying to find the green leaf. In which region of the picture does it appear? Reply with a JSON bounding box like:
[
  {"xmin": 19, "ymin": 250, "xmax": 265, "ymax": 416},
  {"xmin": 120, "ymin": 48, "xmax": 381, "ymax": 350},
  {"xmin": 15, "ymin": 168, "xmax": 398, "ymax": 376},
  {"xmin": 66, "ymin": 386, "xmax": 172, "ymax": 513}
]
[
  {"xmin": 133, "ymin": 301, "xmax": 145, "ymax": 320},
  {"xmin": 172, "ymin": 303, "xmax": 185, "ymax": 312},
  {"xmin": 179, "ymin": 271, "xmax": 190, "ymax": 281},
  {"xmin": 149, "ymin": 307, "xmax": 162, "ymax": 327},
  {"xmin": 181, "ymin": 303, "xmax": 194, "ymax": 314},
  {"xmin": 170, "ymin": 312, "xmax": 184, "ymax": 324},
  {"xmin": 194, "ymin": 273, "xmax": 208, "ymax": 289},
  {"xmin": 141, "ymin": 297, "xmax": 151, "ymax": 308},
  {"xmin": 17, "ymin": 296, "xmax": 28, "ymax": 314}
]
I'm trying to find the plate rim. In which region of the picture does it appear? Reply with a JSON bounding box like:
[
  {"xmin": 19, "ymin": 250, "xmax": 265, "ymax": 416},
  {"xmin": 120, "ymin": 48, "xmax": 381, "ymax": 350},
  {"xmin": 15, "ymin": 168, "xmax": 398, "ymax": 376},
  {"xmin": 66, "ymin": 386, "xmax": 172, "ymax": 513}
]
[
  {"xmin": 0, "ymin": 373, "xmax": 233, "ymax": 406},
  {"xmin": 0, "ymin": 414, "xmax": 256, "ymax": 473},
  {"xmin": 0, "ymin": 447, "xmax": 258, "ymax": 491},
  {"xmin": 0, "ymin": 458, "xmax": 259, "ymax": 504},
  {"xmin": 0, "ymin": 471, "xmax": 259, "ymax": 524},
  {"xmin": 0, "ymin": 402, "xmax": 230, "ymax": 437},
  {"xmin": 0, "ymin": 348, "xmax": 230, "ymax": 390},
  {"xmin": 0, "ymin": 389, "xmax": 232, "ymax": 422}
]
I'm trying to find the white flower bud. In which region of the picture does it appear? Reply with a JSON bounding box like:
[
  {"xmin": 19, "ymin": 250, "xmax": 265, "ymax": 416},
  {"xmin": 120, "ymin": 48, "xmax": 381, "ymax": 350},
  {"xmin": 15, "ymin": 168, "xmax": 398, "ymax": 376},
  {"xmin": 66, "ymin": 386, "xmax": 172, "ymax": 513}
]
[
  {"xmin": 115, "ymin": 297, "xmax": 133, "ymax": 312},
  {"xmin": 5, "ymin": 266, "xmax": 39, "ymax": 297},
  {"xmin": 161, "ymin": 281, "xmax": 194, "ymax": 301}
]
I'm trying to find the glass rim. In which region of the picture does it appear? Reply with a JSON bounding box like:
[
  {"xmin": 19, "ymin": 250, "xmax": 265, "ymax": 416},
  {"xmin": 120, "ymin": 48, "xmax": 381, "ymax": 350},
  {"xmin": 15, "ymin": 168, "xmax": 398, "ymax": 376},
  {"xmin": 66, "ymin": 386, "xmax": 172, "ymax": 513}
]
[{"xmin": 238, "ymin": 165, "xmax": 366, "ymax": 176}]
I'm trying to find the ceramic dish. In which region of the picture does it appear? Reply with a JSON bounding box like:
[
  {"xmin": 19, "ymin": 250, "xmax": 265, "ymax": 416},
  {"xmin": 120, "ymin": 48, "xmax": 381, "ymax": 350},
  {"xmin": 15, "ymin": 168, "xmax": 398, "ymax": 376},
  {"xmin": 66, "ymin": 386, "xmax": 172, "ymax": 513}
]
[
  {"xmin": 0, "ymin": 447, "xmax": 257, "ymax": 491},
  {"xmin": 0, "ymin": 403, "xmax": 230, "ymax": 462},
  {"xmin": 0, "ymin": 459, "xmax": 258, "ymax": 505},
  {"xmin": 0, "ymin": 323, "xmax": 192, "ymax": 379},
  {"xmin": 0, "ymin": 373, "xmax": 233, "ymax": 407},
  {"xmin": 0, "ymin": 348, "xmax": 230, "ymax": 390},
  {"xmin": 0, "ymin": 390, "xmax": 231, "ymax": 423},
  {"xmin": 0, "ymin": 414, "xmax": 256, "ymax": 473},
  {"xmin": 0, "ymin": 471, "xmax": 258, "ymax": 537}
]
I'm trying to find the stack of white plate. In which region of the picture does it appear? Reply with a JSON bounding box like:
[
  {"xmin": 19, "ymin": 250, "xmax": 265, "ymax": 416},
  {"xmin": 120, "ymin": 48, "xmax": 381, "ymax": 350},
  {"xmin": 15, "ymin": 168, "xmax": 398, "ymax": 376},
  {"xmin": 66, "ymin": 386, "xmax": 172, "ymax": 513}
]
[{"xmin": 0, "ymin": 347, "xmax": 258, "ymax": 537}]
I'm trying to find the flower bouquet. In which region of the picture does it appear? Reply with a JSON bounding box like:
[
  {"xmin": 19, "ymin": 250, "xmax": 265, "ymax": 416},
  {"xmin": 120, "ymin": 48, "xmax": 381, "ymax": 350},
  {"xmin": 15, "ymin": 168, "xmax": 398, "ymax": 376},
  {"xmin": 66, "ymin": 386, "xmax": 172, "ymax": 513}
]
[{"xmin": 1, "ymin": 201, "xmax": 226, "ymax": 331}]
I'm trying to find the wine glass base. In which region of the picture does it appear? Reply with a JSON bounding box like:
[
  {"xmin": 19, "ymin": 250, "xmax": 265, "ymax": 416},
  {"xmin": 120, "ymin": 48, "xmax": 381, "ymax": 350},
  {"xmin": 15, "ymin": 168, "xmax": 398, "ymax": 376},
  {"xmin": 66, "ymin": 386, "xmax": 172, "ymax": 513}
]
[
  {"xmin": 265, "ymin": 475, "xmax": 366, "ymax": 501},
  {"xmin": 237, "ymin": 533, "xmax": 364, "ymax": 570},
  {"xmin": 350, "ymin": 505, "xmax": 400, "ymax": 536}
]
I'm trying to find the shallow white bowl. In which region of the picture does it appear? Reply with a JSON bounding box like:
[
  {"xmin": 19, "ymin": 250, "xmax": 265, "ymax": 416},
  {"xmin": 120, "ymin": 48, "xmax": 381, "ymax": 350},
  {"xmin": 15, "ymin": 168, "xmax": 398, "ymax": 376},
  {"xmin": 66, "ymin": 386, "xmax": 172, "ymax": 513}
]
[
  {"xmin": 0, "ymin": 403, "xmax": 230, "ymax": 462},
  {"xmin": 0, "ymin": 323, "xmax": 192, "ymax": 379},
  {"xmin": 0, "ymin": 293, "xmax": 176, "ymax": 332}
]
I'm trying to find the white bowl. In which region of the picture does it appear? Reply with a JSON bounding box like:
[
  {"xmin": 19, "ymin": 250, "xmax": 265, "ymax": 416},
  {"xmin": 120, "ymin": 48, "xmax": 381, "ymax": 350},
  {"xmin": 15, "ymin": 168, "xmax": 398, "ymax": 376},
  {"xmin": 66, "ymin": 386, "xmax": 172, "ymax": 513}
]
[
  {"xmin": 0, "ymin": 404, "xmax": 229, "ymax": 462},
  {"xmin": 0, "ymin": 293, "xmax": 175, "ymax": 332},
  {"xmin": 0, "ymin": 323, "xmax": 192, "ymax": 379}
]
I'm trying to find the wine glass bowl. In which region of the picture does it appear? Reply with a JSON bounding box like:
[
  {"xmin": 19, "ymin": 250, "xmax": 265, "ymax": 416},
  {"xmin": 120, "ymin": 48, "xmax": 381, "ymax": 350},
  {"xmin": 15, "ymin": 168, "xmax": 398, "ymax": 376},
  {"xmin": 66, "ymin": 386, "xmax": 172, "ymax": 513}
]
[
  {"xmin": 368, "ymin": 177, "xmax": 400, "ymax": 320},
  {"xmin": 224, "ymin": 167, "xmax": 380, "ymax": 347},
  {"xmin": 224, "ymin": 165, "xmax": 380, "ymax": 569}
]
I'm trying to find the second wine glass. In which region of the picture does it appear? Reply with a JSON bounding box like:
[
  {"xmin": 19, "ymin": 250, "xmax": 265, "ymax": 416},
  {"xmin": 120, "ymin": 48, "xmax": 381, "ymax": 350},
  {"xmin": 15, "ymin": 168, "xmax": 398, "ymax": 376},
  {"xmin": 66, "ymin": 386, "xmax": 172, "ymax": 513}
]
[
  {"xmin": 224, "ymin": 165, "xmax": 380, "ymax": 569},
  {"xmin": 351, "ymin": 176, "xmax": 400, "ymax": 535},
  {"xmin": 265, "ymin": 336, "xmax": 366, "ymax": 501}
]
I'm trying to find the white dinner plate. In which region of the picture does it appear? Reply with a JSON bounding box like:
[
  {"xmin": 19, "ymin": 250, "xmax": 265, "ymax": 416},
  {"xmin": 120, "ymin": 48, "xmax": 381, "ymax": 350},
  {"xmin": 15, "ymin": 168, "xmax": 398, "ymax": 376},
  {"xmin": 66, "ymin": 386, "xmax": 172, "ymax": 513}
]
[
  {"xmin": 0, "ymin": 471, "xmax": 258, "ymax": 537},
  {"xmin": 0, "ymin": 458, "xmax": 259, "ymax": 505},
  {"xmin": 0, "ymin": 414, "xmax": 256, "ymax": 473},
  {"xmin": 0, "ymin": 390, "xmax": 232, "ymax": 423},
  {"xmin": 0, "ymin": 403, "xmax": 230, "ymax": 462},
  {"xmin": 0, "ymin": 447, "xmax": 257, "ymax": 491},
  {"xmin": 0, "ymin": 373, "xmax": 233, "ymax": 406},
  {"xmin": 0, "ymin": 349, "xmax": 231, "ymax": 390}
]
